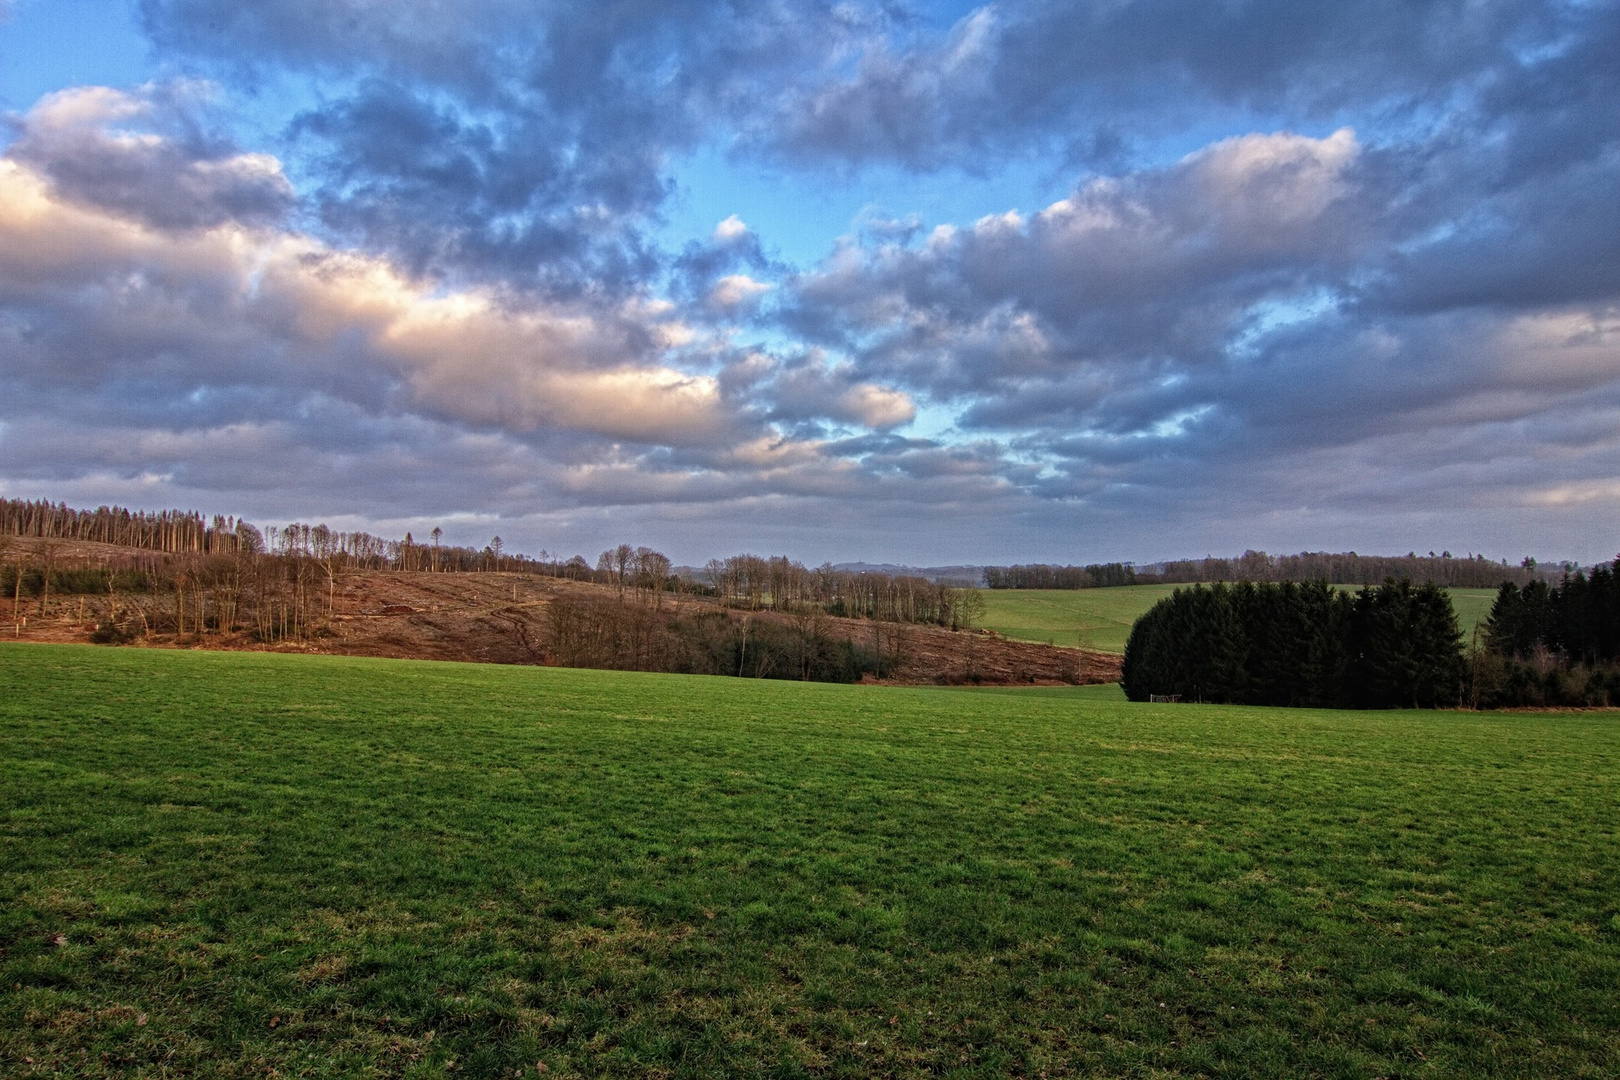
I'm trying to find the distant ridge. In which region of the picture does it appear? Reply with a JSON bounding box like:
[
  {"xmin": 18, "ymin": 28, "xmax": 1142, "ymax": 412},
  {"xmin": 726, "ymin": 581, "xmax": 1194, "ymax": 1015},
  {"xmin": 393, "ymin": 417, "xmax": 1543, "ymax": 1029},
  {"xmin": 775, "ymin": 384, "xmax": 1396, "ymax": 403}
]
[
  {"xmin": 831, "ymin": 563, "xmax": 985, "ymax": 585},
  {"xmin": 672, "ymin": 562, "xmax": 985, "ymax": 585}
]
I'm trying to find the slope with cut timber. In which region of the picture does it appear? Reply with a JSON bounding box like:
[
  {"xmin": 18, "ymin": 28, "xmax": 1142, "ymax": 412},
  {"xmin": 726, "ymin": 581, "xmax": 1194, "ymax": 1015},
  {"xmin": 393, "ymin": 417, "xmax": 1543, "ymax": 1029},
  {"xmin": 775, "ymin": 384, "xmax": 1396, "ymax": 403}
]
[{"xmin": 0, "ymin": 536, "xmax": 1119, "ymax": 686}]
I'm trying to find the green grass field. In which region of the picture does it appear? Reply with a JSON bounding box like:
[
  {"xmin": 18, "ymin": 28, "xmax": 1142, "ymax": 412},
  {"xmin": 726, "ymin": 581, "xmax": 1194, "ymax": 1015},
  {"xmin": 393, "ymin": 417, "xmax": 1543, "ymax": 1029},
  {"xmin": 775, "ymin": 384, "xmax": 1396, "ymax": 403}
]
[
  {"xmin": 4, "ymin": 645, "xmax": 1618, "ymax": 1078},
  {"xmin": 981, "ymin": 586, "xmax": 1502, "ymax": 654}
]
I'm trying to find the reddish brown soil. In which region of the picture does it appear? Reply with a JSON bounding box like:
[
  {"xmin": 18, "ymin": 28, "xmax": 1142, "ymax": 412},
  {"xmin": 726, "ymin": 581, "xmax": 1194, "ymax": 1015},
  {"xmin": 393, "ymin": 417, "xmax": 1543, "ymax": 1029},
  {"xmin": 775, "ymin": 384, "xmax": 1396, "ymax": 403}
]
[{"xmin": 2, "ymin": 543, "xmax": 1120, "ymax": 686}]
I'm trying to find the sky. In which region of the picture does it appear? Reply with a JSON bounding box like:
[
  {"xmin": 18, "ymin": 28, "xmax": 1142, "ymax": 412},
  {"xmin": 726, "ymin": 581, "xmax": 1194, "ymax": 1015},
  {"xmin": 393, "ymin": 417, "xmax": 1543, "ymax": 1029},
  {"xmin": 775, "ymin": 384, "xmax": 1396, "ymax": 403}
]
[{"xmin": 0, "ymin": 0, "xmax": 1615, "ymax": 567}]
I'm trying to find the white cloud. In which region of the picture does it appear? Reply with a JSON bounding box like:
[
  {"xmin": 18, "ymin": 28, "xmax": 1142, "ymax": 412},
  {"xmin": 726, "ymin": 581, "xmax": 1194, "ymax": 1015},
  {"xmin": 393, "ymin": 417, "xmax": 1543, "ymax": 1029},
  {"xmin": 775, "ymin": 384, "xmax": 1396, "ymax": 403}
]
[
  {"xmin": 0, "ymin": 152, "xmax": 748, "ymax": 447},
  {"xmin": 839, "ymin": 383, "xmax": 916, "ymax": 428},
  {"xmin": 709, "ymin": 273, "xmax": 773, "ymax": 308},
  {"xmin": 712, "ymin": 214, "xmax": 750, "ymax": 242}
]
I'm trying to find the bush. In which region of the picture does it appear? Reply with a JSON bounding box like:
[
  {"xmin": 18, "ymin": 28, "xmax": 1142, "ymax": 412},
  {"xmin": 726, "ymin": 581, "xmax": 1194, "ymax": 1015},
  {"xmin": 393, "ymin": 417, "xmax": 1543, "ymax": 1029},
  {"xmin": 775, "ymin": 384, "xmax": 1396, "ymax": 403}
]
[{"xmin": 88, "ymin": 620, "xmax": 138, "ymax": 644}]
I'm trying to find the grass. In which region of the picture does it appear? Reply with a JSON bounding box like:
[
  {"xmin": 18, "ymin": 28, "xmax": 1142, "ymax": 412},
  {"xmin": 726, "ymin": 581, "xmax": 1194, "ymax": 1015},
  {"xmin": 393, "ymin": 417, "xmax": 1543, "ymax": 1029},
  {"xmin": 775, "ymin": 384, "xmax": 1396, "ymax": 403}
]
[
  {"xmin": 2, "ymin": 643, "xmax": 1618, "ymax": 1078},
  {"xmin": 981, "ymin": 586, "xmax": 1504, "ymax": 654},
  {"xmin": 1445, "ymin": 588, "xmax": 1500, "ymax": 643},
  {"xmin": 979, "ymin": 585, "xmax": 1185, "ymax": 653}
]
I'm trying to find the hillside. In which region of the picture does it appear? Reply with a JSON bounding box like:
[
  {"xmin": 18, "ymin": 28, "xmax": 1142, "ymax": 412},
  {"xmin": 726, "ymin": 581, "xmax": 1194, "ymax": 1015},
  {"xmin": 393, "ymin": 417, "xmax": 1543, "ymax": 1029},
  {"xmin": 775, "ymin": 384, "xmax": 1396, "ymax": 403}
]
[{"xmin": 1, "ymin": 535, "xmax": 1118, "ymax": 687}]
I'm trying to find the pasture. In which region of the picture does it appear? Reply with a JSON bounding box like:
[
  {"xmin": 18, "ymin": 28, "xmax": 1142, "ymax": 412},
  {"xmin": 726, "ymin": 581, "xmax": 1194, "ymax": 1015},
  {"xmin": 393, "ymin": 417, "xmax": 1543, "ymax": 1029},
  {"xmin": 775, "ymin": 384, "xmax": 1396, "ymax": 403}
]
[
  {"xmin": 3, "ymin": 644, "xmax": 1617, "ymax": 1077},
  {"xmin": 981, "ymin": 585, "xmax": 1502, "ymax": 653}
]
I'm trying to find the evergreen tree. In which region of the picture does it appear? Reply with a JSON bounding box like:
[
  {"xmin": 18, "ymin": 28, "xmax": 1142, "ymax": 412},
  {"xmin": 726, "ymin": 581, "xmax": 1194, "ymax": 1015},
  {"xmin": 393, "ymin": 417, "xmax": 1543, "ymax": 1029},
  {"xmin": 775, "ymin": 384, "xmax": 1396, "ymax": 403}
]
[
  {"xmin": 1345, "ymin": 580, "xmax": 1463, "ymax": 708},
  {"xmin": 1127, "ymin": 577, "xmax": 1457, "ymax": 709}
]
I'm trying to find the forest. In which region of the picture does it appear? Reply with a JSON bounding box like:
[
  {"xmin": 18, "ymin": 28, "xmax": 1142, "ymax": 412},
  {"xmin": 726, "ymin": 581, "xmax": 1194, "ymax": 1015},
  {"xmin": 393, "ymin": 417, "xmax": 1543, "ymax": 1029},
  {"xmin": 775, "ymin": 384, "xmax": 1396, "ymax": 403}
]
[
  {"xmin": 1472, "ymin": 561, "xmax": 1620, "ymax": 706},
  {"xmin": 1121, "ymin": 580, "xmax": 1465, "ymax": 709},
  {"xmin": 1122, "ymin": 564, "xmax": 1620, "ymax": 709}
]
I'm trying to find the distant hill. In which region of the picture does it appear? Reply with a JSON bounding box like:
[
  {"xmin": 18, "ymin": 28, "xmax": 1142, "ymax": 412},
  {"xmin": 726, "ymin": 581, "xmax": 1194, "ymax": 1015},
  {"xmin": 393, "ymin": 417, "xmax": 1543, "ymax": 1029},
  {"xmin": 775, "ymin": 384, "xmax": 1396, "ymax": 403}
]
[
  {"xmin": 830, "ymin": 563, "xmax": 986, "ymax": 585},
  {"xmin": 674, "ymin": 562, "xmax": 985, "ymax": 585}
]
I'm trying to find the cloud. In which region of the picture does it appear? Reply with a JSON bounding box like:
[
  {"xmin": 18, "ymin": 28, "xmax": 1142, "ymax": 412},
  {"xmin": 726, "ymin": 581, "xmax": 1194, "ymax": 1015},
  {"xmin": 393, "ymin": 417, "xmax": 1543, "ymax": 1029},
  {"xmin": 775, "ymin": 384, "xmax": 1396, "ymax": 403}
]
[
  {"xmin": 0, "ymin": 151, "xmax": 742, "ymax": 448},
  {"xmin": 0, "ymin": 119, "xmax": 934, "ymax": 550},
  {"xmin": 773, "ymin": 113, "xmax": 1620, "ymax": 556},
  {"xmin": 746, "ymin": 353, "xmax": 917, "ymax": 432},
  {"xmin": 709, "ymin": 274, "xmax": 772, "ymax": 309},
  {"xmin": 752, "ymin": 0, "xmax": 1587, "ymax": 171},
  {"xmin": 132, "ymin": 0, "xmax": 864, "ymax": 292},
  {"xmin": 1, "ymin": 2, "xmax": 1616, "ymax": 562},
  {"xmin": 786, "ymin": 129, "xmax": 1373, "ymax": 396},
  {"xmin": 712, "ymin": 215, "xmax": 749, "ymax": 243},
  {"xmin": 8, "ymin": 82, "xmax": 295, "ymax": 229},
  {"xmin": 670, "ymin": 215, "xmax": 783, "ymax": 318}
]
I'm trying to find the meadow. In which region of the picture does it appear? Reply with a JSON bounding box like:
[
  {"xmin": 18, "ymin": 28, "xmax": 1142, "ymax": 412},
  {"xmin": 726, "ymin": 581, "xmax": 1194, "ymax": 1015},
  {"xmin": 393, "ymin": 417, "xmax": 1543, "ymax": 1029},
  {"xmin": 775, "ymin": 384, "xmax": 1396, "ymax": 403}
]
[
  {"xmin": 3, "ymin": 643, "xmax": 1618, "ymax": 1078},
  {"xmin": 980, "ymin": 586, "xmax": 1502, "ymax": 653}
]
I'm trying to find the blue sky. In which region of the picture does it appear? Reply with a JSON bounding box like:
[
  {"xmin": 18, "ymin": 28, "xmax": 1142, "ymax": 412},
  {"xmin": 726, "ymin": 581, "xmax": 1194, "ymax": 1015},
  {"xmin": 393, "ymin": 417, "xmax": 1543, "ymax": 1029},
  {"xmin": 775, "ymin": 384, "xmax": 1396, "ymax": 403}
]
[{"xmin": 0, "ymin": 0, "xmax": 1615, "ymax": 566}]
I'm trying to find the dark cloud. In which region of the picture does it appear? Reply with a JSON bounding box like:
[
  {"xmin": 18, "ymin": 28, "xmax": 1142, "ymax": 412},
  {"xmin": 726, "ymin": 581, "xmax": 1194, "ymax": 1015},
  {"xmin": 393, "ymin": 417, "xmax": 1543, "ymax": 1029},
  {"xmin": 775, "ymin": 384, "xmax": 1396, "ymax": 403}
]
[
  {"xmin": 0, "ymin": 130, "xmax": 934, "ymax": 552},
  {"xmin": 134, "ymin": 0, "xmax": 860, "ymax": 291},
  {"xmin": 741, "ymin": 350, "xmax": 917, "ymax": 431},
  {"xmin": 1358, "ymin": 3, "xmax": 1620, "ymax": 314},
  {"xmin": 285, "ymin": 78, "xmax": 667, "ymax": 296},
  {"xmin": 756, "ymin": 0, "xmax": 1577, "ymax": 170},
  {"xmin": 772, "ymin": 68, "xmax": 1620, "ymax": 555},
  {"xmin": 8, "ymin": 82, "xmax": 294, "ymax": 229}
]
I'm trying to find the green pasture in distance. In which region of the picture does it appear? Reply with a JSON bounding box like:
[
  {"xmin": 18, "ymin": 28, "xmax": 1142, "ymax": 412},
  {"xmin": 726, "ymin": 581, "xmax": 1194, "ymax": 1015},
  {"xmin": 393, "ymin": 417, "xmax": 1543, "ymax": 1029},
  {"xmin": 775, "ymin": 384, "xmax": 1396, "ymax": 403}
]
[
  {"xmin": 982, "ymin": 585, "xmax": 1504, "ymax": 654},
  {"xmin": 1446, "ymin": 587, "xmax": 1500, "ymax": 642},
  {"xmin": 979, "ymin": 583, "xmax": 1183, "ymax": 653},
  {"xmin": 4, "ymin": 645, "xmax": 1618, "ymax": 1078}
]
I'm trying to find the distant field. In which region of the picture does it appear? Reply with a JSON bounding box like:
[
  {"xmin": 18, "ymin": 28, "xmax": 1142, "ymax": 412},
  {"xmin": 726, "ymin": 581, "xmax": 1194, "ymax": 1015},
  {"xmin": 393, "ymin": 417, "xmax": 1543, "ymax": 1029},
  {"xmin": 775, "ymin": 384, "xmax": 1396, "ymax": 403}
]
[
  {"xmin": 1446, "ymin": 587, "xmax": 1500, "ymax": 641},
  {"xmin": 979, "ymin": 584, "xmax": 1184, "ymax": 653},
  {"xmin": 983, "ymin": 585, "xmax": 1503, "ymax": 654},
  {"xmin": 4, "ymin": 644, "xmax": 1617, "ymax": 1077}
]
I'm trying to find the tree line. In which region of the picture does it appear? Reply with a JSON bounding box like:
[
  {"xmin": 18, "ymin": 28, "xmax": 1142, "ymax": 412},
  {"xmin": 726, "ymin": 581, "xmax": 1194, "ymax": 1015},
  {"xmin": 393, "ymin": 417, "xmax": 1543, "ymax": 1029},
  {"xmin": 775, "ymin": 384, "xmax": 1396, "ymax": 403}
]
[
  {"xmin": 1122, "ymin": 580, "xmax": 1464, "ymax": 709},
  {"xmin": 695, "ymin": 553, "xmax": 986, "ymax": 629},
  {"xmin": 983, "ymin": 563, "xmax": 1138, "ymax": 589},
  {"xmin": 1474, "ymin": 560, "xmax": 1620, "ymax": 707},
  {"xmin": 1122, "ymin": 560, "xmax": 1620, "ymax": 709},
  {"xmin": 1156, "ymin": 550, "xmax": 1548, "ymax": 589},
  {"xmin": 988, "ymin": 551, "xmax": 1547, "ymax": 590},
  {"xmin": 1, "ymin": 498, "xmax": 260, "ymax": 554}
]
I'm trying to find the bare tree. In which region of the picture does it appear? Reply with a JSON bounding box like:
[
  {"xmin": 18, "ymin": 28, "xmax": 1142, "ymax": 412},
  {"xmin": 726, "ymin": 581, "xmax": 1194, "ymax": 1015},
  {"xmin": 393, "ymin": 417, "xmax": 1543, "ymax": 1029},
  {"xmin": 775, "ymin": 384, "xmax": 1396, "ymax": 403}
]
[
  {"xmin": 318, "ymin": 548, "xmax": 343, "ymax": 616},
  {"xmin": 1, "ymin": 537, "xmax": 19, "ymax": 637},
  {"xmin": 956, "ymin": 589, "xmax": 986, "ymax": 633},
  {"xmin": 37, "ymin": 540, "xmax": 61, "ymax": 620},
  {"xmin": 793, "ymin": 609, "xmax": 825, "ymax": 680},
  {"xmin": 597, "ymin": 543, "xmax": 634, "ymax": 598},
  {"xmin": 957, "ymin": 589, "xmax": 987, "ymax": 681},
  {"xmin": 635, "ymin": 547, "xmax": 671, "ymax": 609},
  {"xmin": 104, "ymin": 559, "xmax": 122, "ymax": 636}
]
